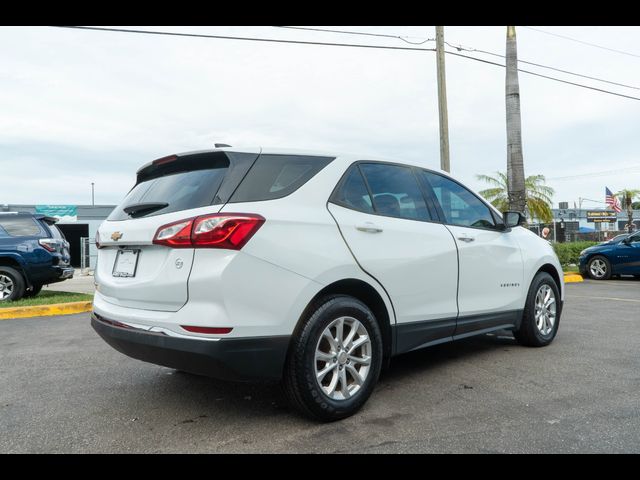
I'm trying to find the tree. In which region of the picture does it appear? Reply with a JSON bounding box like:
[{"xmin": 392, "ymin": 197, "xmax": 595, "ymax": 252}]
[
  {"xmin": 616, "ymin": 189, "xmax": 640, "ymax": 233},
  {"xmin": 506, "ymin": 26, "xmax": 527, "ymax": 214},
  {"xmin": 477, "ymin": 172, "xmax": 555, "ymax": 223}
]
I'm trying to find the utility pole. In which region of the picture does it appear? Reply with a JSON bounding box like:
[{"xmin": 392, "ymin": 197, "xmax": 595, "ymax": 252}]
[
  {"xmin": 435, "ymin": 26, "xmax": 450, "ymax": 173},
  {"xmin": 91, "ymin": 182, "xmax": 95, "ymax": 206}
]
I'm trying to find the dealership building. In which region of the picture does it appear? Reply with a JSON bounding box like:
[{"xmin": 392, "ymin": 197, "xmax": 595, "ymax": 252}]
[{"xmin": 1, "ymin": 204, "xmax": 116, "ymax": 269}]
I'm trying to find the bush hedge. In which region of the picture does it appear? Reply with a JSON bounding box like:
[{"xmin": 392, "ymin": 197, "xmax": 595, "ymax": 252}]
[{"xmin": 552, "ymin": 241, "xmax": 598, "ymax": 266}]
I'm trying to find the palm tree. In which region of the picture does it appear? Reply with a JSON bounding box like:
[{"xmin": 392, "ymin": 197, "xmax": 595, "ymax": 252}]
[
  {"xmin": 477, "ymin": 172, "xmax": 555, "ymax": 223},
  {"xmin": 616, "ymin": 189, "xmax": 640, "ymax": 233},
  {"xmin": 506, "ymin": 26, "xmax": 526, "ymax": 214}
]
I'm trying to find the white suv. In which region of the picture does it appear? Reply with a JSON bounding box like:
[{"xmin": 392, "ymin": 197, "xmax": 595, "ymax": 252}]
[{"xmin": 92, "ymin": 147, "xmax": 564, "ymax": 421}]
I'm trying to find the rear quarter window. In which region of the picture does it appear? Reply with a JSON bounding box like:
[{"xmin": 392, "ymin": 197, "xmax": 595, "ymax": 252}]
[
  {"xmin": 0, "ymin": 217, "xmax": 43, "ymax": 237},
  {"xmin": 229, "ymin": 154, "xmax": 334, "ymax": 203}
]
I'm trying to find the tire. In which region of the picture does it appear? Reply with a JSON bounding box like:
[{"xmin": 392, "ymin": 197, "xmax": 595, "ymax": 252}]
[
  {"xmin": 514, "ymin": 272, "xmax": 561, "ymax": 347},
  {"xmin": 0, "ymin": 266, "xmax": 26, "ymax": 302},
  {"xmin": 282, "ymin": 295, "xmax": 384, "ymax": 422},
  {"xmin": 586, "ymin": 255, "xmax": 611, "ymax": 280},
  {"xmin": 23, "ymin": 284, "xmax": 43, "ymax": 298}
]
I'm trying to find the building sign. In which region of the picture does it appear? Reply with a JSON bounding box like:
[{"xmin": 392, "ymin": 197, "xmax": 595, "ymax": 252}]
[
  {"xmin": 586, "ymin": 210, "xmax": 617, "ymax": 223},
  {"xmin": 35, "ymin": 205, "xmax": 77, "ymax": 222}
]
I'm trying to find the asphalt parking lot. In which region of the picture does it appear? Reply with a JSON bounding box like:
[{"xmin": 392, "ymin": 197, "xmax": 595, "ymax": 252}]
[{"xmin": 1, "ymin": 278, "xmax": 639, "ymax": 453}]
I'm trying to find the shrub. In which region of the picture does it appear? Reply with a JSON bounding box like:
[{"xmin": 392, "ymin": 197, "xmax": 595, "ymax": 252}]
[{"xmin": 552, "ymin": 241, "xmax": 599, "ymax": 266}]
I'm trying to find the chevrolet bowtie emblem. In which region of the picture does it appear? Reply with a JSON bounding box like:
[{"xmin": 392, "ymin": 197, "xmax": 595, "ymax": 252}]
[{"xmin": 111, "ymin": 232, "xmax": 123, "ymax": 241}]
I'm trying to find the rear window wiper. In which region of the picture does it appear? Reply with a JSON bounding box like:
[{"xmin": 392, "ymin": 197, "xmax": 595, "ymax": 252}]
[{"xmin": 123, "ymin": 202, "xmax": 169, "ymax": 217}]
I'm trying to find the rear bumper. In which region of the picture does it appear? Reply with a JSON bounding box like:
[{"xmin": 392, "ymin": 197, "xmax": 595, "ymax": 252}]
[
  {"xmin": 58, "ymin": 267, "xmax": 74, "ymax": 279},
  {"xmin": 91, "ymin": 313, "xmax": 290, "ymax": 382}
]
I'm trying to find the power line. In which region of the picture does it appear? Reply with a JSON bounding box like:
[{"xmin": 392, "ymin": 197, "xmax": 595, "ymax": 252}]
[
  {"xmin": 273, "ymin": 25, "xmax": 434, "ymax": 45},
  {"xmin": 50, "ymin": 26, "xmax": 436, "ymax": 52},
  {"xmin": 547, "ymin": 165, "xmax": 640, "ymax": 181},
  {"xmin": 50, "ymin": 26, "xmax": 640, "ymax": 101},
  {"xmin": 444, "ymin": 50, "xmax": 640, "ymax": 101},
  {"xmin": 521, "ymin": 26, "xmax": 640, "ymax": 59},
  {"xmin": 283, "ymin": 25, "xmax": 640, "ymax": 91},
  {"xmin": 445, "ymin": 41, "xmax": 640, "ymax": 91}
]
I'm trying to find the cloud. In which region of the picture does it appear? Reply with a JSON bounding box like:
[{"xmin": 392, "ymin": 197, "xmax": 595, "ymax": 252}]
[{"xmin": 1, "ymin": 26, "xmax": 640, "ymax": 208}]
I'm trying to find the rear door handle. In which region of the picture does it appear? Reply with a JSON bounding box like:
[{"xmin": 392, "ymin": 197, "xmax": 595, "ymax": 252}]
[
  {"xmin": 457, "ymin": 235, "xmax": 475, "ymax": 243},
  {"xmin": 356, "ymin": 222, "xmax": 383, "ymax": 233}
]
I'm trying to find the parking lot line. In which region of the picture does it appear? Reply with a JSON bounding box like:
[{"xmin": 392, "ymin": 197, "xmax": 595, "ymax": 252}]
[{"xmin": 567, "ymin": 295, "xmax": 640, "ymax": 303}]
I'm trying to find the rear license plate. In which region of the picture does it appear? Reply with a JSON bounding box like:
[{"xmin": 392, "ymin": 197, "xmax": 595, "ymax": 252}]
[{"xmin": 112, "ymin": 249, "xmax": 140, "ymax": 278}]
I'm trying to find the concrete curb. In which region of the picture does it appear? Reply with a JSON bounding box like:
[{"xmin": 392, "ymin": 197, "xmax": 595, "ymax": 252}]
[
  {"xmin": 0, "ymin": 301, "xmax": 93, "ymax": 320},
  {"xmin": 564, "ymin": 273, "xmax": 584, "ymax": 283}
]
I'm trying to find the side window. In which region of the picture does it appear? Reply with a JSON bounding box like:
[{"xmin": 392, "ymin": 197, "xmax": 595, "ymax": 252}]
[
  {"xmin": 629, "ymin": 234, "xmax": 640, "ymax": 244},
  {"xmin": 229, "ymin": 154, "xmax": 334, "ymax": 203},
  {"xmin": 331, "ymin": 167, "xmax": 374, "ymax": 214},
  {"xmin": 0, "ymin": 217, "xmax": 43, "ymax": 237},
  {"xmin": 359, "ymin": 163, "xmax": 431, "ymax": 221},
  {"xmin": 422, "ymin": 172, "xmax": 496, "ymax": 229}
]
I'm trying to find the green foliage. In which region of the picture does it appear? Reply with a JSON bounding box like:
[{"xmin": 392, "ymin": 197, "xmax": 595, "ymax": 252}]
[
  {"xmin": 476, "ymin": 172, "xmax": 554, "ymax": 222},
  {"xmin": 552, "ymin": 241, "xmax": 598, "ymax": 266},
  {"xmin": 616, "ymin": 189, "xmax": 640, "ymax": 210}
]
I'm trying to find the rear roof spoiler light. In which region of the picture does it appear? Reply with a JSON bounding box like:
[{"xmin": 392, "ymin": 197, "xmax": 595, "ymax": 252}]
[{"xmin": 152, "ymin": 154, "xmax": 178, "ymax": 166}]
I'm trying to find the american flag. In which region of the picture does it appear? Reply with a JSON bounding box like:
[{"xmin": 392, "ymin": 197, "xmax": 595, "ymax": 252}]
[{"xmin": 606, "ymin": 187, "xmax": 622, "ymax": 213}]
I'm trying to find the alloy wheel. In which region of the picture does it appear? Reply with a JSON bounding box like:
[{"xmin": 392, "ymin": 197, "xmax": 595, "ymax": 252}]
[
  {"xmin": 0, "ymin": 274, "xmax": 14, "ymax": 301},
  {"xmin": 589, "ymin": 259, "xmax": 607, "ymax": 278},
  {"xmin": 314, "ymin": 316, "xmax": 372, "ymax": 401},
  {"xmin": 534, "ymin": 284, "xmax": 556, "ymax": 336}
]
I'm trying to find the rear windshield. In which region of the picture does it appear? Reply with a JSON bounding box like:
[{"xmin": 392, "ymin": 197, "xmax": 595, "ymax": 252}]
[
  {"xmin": 0, "ymin": 216, "xmax": 43, "ymax": 237},
  {"xmin": 47, "ymin": 224, "xmax": 66, "ymax": 240},
  {"xmin": 108, "ymin": 168, "xmax": 228, "ymax": 221},
  {"xmin": 229, "ymin": 154, "xmax": 334, "ymax": 203}
]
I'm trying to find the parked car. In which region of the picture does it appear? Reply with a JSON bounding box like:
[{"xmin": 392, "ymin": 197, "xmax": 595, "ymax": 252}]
[
  {"xmin": 92, "ymin": 147, "xmax": 564, "ymax": 421},
  {"xmin": 579, "ymin": 232, "xmax": 640, "ymax": 279},
  {"xmin": 0, "ymin": 213, "xmax": 73, "ymax": 301}
]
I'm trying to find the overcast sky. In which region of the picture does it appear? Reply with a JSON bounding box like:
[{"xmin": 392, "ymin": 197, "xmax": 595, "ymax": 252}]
[{"xmin": 1, "ymin": 26, "xmax": 639, "ymax": 209}]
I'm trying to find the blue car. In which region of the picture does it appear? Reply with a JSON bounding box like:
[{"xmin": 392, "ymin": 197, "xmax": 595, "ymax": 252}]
[
  {"xmin": 579, "ymin": 232, "xmax": 640, "ymax": 280},
  {"xmin": 0, "ymin": 213, "xmax": 74, "ymax": 301}
]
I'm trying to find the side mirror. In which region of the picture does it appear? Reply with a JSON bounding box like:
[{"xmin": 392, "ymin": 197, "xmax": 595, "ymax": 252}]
[{"xmin": 503, "ymin": 211, "xmax": 527, "ymax": 228}]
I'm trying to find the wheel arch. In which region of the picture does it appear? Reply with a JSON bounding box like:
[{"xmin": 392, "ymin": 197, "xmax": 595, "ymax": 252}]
[
  {"xmin": 0, "ymin": 255, "xmax": 30, "ymax": 286},
  {"xmin": 294, "ymin": 278, "xmax": 394, "ymax": 363},
  {"xmin": 536, "ymin": 263, "xmax": 562, "ymax": 293}
]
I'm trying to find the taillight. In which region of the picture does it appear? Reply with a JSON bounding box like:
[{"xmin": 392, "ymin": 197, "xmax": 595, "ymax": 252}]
[
  {"xmin": 153, "ymin": 219, "xmax": 194, "ymax": 248},
  {"xmin": 180, "ymin": 326, "xmax": 233, "ymax": 334},
  {"xmin": 38, "ymin": 239, "xmax": 57, "ymax": 252},
  {"xmin": 152, "ymin": 214, "xmax": 265, "ymax": 250},
  {"xmin": 95, "ymin": 231, "xmax": 102, "ymax": 249}
]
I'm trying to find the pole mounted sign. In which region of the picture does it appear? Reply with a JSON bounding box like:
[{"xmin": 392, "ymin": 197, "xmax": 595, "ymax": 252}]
[
  {"xmin": 586, "ymin": 210, "xmax": 617, "ymax": 223},
  {"xmin": 35, "ymin": 205, "xmax": 77, "ymax": 222}
]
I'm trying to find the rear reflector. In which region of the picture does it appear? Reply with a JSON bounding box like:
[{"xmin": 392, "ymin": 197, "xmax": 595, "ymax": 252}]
[
  {"xmin": 153, "ymin": 213, "xmax": 265, "ymax": 250},
  {"xmin": 181, "ymin": 326, "xmax": 233, "ymax": 334}
]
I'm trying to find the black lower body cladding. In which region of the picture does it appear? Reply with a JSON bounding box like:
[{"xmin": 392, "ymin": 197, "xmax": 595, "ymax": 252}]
[{"xmin": 91, "ymin": 313, "xmax": 290, "ymax": 382}]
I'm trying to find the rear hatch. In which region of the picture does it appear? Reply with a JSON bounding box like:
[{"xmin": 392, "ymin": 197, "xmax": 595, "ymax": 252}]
[
  {"xmin": 42, "ymin": 220, "xmax": 72, "ymax": 266},
  {"xmin": 95, "ymin": 148, "xmax": 260, "ymax": 311}
]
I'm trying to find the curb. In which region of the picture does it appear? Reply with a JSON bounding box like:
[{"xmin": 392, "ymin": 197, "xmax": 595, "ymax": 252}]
[
  {"xmin": 564, "ymin": 273, "xmax": 584, "ymax": 283},
  {"xmin": 0, "ymin": 301, "xmax": 93, "ymax": 320}
]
